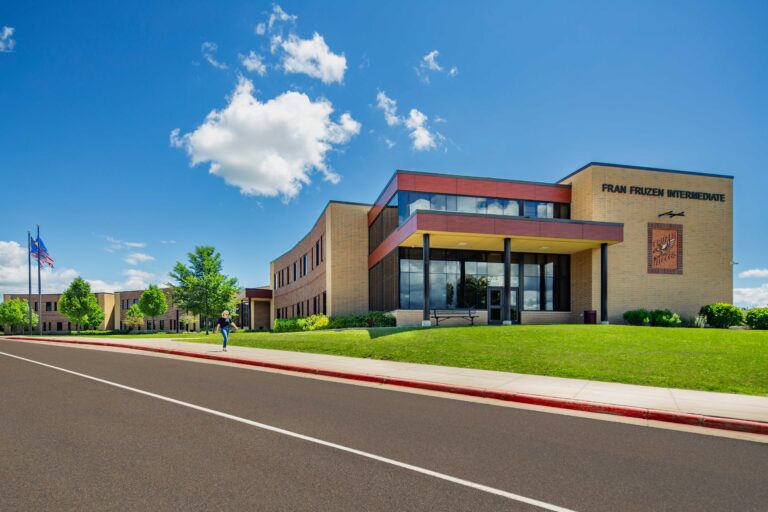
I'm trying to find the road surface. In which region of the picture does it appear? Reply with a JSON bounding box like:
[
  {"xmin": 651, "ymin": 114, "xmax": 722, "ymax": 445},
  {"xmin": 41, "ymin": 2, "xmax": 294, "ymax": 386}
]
[{"xmin": 0, "ymin": 339, "xmax": 765, "ymax": 511}]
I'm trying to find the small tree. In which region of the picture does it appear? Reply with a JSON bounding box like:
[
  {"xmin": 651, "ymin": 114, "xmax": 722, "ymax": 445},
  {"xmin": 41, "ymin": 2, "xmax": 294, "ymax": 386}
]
[
  {"xmin": 179, "ymin": 312, "xmax": 197, "ymax": 332},
  {"xmin": 59, "ymin": 277, "xmax": 103, "ymax": 333},
  {"xmin": 123, "ymin": 304, "xmax": 144, "ymax": 332},
  {"xmin": 139, "ymin": 285, "xmax": 168, "ymax": 331},
  {"xmin": 0, "ymin": 299, "xmax": 38, "ymax": 334},
  {"xmin": 170, "ymin": 246, "xmax": 239, "ymax": 335},
  {"xmin": 84, "ymin": 306, "xmax": 106, "ymax": 330}
]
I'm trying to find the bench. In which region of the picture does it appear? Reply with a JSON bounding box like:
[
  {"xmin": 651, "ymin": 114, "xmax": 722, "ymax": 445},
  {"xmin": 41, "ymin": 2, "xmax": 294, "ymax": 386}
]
[{"xmin": 431, "ymin": 307, "xmax": 478, "ymax": 326}]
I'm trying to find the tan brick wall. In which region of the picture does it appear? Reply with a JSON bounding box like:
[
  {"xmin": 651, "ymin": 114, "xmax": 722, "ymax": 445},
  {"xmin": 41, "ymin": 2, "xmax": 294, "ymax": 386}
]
[
  {"xmin": 327, "ymin": 202, "xmax": 371, "ymax": 316},
  {"xmin": 250, "ymin": 299, "xmax": 271, "ymax": 330},
  {"xmin": 271, "ymin": 205, "xmax": 329, "ymax": 323},
  {"xmin": 115, "ymin": 288, "xmax": 187, "ymax": 331},
  {"xmin": 392, "ymin": 309, "xmax": 488, "ymax": 327},
  {"xmin": 521, "ymin": 311, "xmax": 573, "ymax": 325},
  {"xmin": 562, "ymin": 164, "xmax": 733, "ymax": 323}
]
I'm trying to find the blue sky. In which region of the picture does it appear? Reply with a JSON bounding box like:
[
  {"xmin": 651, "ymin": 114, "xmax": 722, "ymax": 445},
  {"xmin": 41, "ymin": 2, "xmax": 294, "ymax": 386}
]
[{"xmin": 0, "ymin": 1, "xmax": 766, "ymax": 306}]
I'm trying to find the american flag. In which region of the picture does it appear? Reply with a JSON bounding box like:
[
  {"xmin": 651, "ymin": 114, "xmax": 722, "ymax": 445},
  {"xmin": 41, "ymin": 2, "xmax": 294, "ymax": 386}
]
[{"xmin": 31, "ymin": 236, "xmax": 55, "ymax": 268}]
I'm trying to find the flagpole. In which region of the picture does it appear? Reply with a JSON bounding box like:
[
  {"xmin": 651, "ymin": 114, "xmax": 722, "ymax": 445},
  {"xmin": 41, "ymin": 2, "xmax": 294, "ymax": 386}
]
[
  {"xmin": 37, "ymin": 225, "xmax": 42, "ymax": 336},
  {"xmin": 27, "ymin": 230, "xmax": 32, "ymax": 333}
]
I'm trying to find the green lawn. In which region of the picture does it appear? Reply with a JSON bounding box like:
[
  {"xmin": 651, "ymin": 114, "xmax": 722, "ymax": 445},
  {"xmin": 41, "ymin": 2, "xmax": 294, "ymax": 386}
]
[{"xmin": 44, "ymin": 325, "xmax": 768, "ymax": 396}]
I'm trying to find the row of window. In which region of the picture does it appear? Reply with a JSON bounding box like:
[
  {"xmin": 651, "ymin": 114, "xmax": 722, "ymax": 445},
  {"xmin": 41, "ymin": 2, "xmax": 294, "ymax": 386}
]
[
  {"xmin": 392, "ymin": 191, "xmax": 570, "ymax": 225},
  {"xmin": 276, "ymin": 291, "xmax": 327, "ymax": 319},
  {"xmin": 275, "ymin": 235, "xmax": 324, "ymax": 289},
  {"xmin": 121, "ymin": 298, "xmax": 139, "ymax": 309},
  {"xmin": 398, "ymin": 248, "xmax": 570, "ymax": 312},
  {"xmin": 40, "ymin": 321, "xmax": 69, "ymax": 331},
  {"xmin": 31, "ymin": 301, "xmax": 58, "ymax": 312}
]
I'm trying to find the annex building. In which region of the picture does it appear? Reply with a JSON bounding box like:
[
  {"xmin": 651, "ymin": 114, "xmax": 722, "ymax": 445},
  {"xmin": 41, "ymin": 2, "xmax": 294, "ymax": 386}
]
[{"xmin": 271, "ymin": 162, "xmax": 733, "ymax": 327}]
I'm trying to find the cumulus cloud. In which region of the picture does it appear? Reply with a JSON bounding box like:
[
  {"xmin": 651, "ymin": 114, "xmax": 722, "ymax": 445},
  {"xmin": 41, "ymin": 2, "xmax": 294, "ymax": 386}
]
[
  {"xmin": 255, "ymin": 22, "xmax": 266, "ymax": 35},
  {"xmin": 280, "ymin": 33, "xmax": 346, "ymax": 84},
  {"xmin": 415, "ymin": 49, "xmax": 458, "ymax": 84},
  {"xmin": 405, "ymin": 109, "xmax": 437, "ymax": 151},
  {"xmin": 738, "ymin": 268, "xmax": 768, "ymax": 279},
  {"xmin": 0, "ymin": 241, "xmax": 78, "ymax": 295},
  {"xmin": 88, "ymin": 269, "xmax": 157, "ymax": 293},
  {"xmin": 240, "ymin": 50, "xmax": 267, "ymax": 76},
  {"xmin": 0, "ymin": 26, "xmax": 15, "ymax": 53},
  {"xmin": 376, "ymin": 91, "xmax": 401, "ymax": 126},
  {"xmin": 124, "ymin": 252, "xmax": 155, "ymax": 265},
  {"xmin": 170, "ymin": 77, "xmax": 360, "ymax": 199},
  {"xmin": 734, "ymin": 284, "xmax": 768, "ymax": 308},
  {"xmin": 268, "ymin": 4, "xmax": 297, "ymax": 31},
  {"xmin": 201, "ymin": 41, "xmax": 227, "ymax": 70}
]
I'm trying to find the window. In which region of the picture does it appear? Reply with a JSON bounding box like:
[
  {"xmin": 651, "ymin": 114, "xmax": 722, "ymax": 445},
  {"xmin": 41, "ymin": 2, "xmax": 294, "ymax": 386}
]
[
  {"xmin": 46, "ymin": 301, "xmax": 52, "ymax": 311},
  {"xmin": 34, "ymin": 302, "xmax": 38, "ymax": 312},
  {"xmin": 159, "ymin": 320, "xmax": 165, "ymax": 330},
  {"xmin": 54, "ymin": 301, "xmax": 58, "ymax": 311},
  {"xmin": 147, "ymin": 321, "xmax": 152, "ymax": 330},
  {"xmin": 315, "ymin": 241, "xmax": 321, "ymax": 266},
  {"xmin": 293, "ymin": 262, "xmax": 297, "ymax": 281},
  {"xmin": 322, "ymin": 292, "xmax": 327, "ymax": 314},
  {"xmin": 56, "ymin": 322, "xmax": 62, "ymax": 331},
  {"xmin": 133, "ymin": 298, "xmax": 138, "ymax": 305}
]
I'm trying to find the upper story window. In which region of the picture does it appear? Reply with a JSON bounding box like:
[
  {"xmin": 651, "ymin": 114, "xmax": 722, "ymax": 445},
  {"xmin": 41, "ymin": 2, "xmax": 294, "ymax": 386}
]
[{"xmin": 396, "ymin": 191, "xmax": 569, "ymax": 224}]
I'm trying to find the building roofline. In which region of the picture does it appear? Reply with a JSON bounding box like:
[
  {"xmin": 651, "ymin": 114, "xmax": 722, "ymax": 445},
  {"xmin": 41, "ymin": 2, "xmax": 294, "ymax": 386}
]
[
  {"xmin": 558, "ymin": 162, "xmax": 735, "ymax": 183},
  {"xmin": 270, "ymin": 200, "xmax": 371, "ymax": 264},
  {"xmin": 371, "ymin": 169, "xmax": 572, "ymax": 211}
]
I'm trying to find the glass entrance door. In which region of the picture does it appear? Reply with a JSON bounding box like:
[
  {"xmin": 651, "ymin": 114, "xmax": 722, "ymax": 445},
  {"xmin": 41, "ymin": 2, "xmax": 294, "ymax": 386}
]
[
  {"xmin": 487, "ymin": 286, "xmax": 519, "ymax": 325},
  {"xmin": 487, "ymin": 287, "xmax": 503, "ymax": 325}
]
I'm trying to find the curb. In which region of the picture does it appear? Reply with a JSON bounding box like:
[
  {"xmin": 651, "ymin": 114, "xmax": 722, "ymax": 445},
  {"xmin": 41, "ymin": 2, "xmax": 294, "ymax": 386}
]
[{"xmin": 6, "ymin": 336, "xmax": 768, "ymax": 436}]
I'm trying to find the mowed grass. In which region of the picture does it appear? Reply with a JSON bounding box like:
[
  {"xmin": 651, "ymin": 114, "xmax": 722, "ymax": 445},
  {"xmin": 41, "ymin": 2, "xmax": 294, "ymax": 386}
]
[
  {"xmin": 166, "ymin": 325, "xmax": 768, "ymax": 396},
  {"xmin": 42, "ymin": 325, "xmax": 768, "ymax": 395}
]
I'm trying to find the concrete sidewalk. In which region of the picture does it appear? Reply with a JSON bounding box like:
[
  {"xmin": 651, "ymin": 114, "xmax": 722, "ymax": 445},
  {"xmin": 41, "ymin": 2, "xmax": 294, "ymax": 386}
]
[{"xmin": 7, "ymin": 335, "xmax": 768, "ymax": 424}]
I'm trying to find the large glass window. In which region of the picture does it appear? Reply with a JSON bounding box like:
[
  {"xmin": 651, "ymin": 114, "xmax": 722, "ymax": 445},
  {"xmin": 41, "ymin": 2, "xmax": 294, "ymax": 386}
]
[
  {"xmin": 395, "ymin": 191, "xmax": 566, "ymax": 225},
  {"xmin": 399, "ymin": 248, "xmax": 568, "ymax": 312}
]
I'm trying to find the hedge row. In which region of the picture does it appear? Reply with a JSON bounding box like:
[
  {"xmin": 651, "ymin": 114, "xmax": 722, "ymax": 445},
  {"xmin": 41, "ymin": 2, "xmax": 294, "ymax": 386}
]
[
  {"xmin": 273, "ymin": 311, "xmax": 396, "ymax": 333},
  {"xmin": 623, "ymin": 304, "xmax": 768, "ymax": 329}
]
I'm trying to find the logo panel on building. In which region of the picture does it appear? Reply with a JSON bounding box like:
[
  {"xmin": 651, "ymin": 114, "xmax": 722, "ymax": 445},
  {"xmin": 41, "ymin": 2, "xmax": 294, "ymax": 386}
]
[{"xmin": 648, "ymin": 223, "xmax": 683, "ymax": 275}]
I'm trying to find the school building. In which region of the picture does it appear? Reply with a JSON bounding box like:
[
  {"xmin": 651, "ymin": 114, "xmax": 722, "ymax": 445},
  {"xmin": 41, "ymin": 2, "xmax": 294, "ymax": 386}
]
[{"xmin": 269, "ymin": 162, "xmax": 733, "ymax": 327}]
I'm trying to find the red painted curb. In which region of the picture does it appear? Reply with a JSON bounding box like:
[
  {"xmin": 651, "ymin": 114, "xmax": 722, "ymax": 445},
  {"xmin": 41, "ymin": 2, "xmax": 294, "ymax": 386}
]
[{"xmin": 6, "ymin": 336, "xmax": 768, "ymax": 436}]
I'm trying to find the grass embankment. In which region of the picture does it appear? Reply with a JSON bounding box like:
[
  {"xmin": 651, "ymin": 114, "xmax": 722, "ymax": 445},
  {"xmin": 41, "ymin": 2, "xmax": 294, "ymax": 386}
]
[{"xmin": 42, "ymin": 325, "xmax": 768, "ymax": 395}]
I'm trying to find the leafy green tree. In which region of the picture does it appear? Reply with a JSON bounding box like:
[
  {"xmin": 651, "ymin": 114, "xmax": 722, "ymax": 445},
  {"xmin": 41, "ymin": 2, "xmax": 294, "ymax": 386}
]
[
  {"xmin": 139, "ymin": 285, "xmax": 168, "ymax": 330},
  {"xmin": 84, "ymin": 306, "xmax": 106, "ymax": 330},
  {"xmin": 0, "ymin": 298, "xmax": 38, "ymax": 334},
  {"xmin": 59, "ymin": 277, "xmax": 103, "ymax": 333},
  {"xmin": 123, "ymin": 304, "xmax": 144, "ymax": 331},
  {"xmin": 170, "ymin": 246, "xmax": 239, "ymax": 335}
]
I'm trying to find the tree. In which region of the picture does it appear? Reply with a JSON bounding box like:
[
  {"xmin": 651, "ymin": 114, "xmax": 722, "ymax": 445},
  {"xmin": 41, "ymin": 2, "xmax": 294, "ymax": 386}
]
[
  {"xmin": 170, "ymin": 246, "xmax": 239, "ymax": 335},
  {"xmin": 84, "ymin": 306, "xmax": 105, "ymax": 330},
  {"xmin": 123, "ymin": 304, "xmax": 144, "ymax": 331},
  {"xmin": 59, "ymin": 277, "xmax": 103, "ymax": 333},
  {"xmin": 139, "ymin": 285, "xmax": 168, "ymax": 331},
  {"xmin": 179, "ymin": 312, "xmax": 197, "ymax": 332},
  {"xmin": 0, "ymin": 298, "xmax": 38, "ymax": 334}
]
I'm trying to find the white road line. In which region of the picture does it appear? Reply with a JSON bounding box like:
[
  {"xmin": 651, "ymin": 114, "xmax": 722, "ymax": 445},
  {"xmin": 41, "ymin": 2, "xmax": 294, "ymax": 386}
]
[{"xmin": 0, "ymin": 350, "xmax": 575, "ymax": 512}]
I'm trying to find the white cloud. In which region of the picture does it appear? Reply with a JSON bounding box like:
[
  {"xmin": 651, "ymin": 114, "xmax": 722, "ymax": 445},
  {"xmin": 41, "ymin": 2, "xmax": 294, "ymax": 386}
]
[
  {"xmin": 0, "ymin": 241, "xmax": 78, "ymax": 295},
  {"xmin": 376, "ymin": 91, "xmax": 401, "ymax": 126},
  {"xmin": 88, "ymin": 269, "xmax": 157, "ymax": 293},
  {"xmin": 255, "ymin": 22, "xmax": 266, "ymax": 35},
  {"xmin": 268, "ymin": 4, "xmax": 297, "ymax": 31},
  {"xmin": 240, "ymin": 51, "xmax": 267, "ymax": 76},
  {"xmin": 405, "ymin": 109, "xmax": 437, "ymax": 151},
  {"xmin": 201, "ymin": 41, "xmax": 227, "ymax": 70},
  {"xmin": 171, "ymin": 77, "xmax": 360, "ymax": 199},
  {"xmin": 160, "ymin": 240, "xmax": 176, "ymax": 245},
  {"xmin": 739, "ymin": 268, "xmax": 768, "ymax": 279},
  {"xmin": 415, "ymin": 49, "xmax": 458, "ymax": 84},
  {"xmin": 383, "ymin": 137, "xmax": 396, "ymax": 149},
  {"xmin": 124, "ymin": 252, "xmax": 155, "ymax": 265},
  {"xmin": 734, "ymin": 284, "xmax": 768, "ymax": 308},
  {"xmin": 105, "ymin": 236, "xmax": 146, "ymax": 252},
  {"xmin": 0, "ymin": 26, "xmax": 15, "ymax": 53},
  {"xmin": 280, "ymin": 33, "xmax": 346, "ymax": 84}
]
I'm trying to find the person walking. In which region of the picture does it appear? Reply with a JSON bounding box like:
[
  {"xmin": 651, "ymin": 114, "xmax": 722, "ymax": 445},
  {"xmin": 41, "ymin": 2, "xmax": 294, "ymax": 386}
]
[{"xmin": 214, "ymin": 310, "xmax": 237, "ymax": 352}]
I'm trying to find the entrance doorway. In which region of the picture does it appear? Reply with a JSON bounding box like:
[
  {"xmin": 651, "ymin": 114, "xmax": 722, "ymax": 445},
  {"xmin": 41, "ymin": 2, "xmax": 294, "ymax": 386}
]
[{"xmin": 487, "ymin": 286, "xmax": 519, "ymax": 325}]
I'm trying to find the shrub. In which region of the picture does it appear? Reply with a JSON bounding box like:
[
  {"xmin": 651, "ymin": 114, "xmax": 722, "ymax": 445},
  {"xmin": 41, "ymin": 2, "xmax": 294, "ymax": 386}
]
[
  {"xmin": 745, "ymin": 308, "xmax": 768, "ymax": 330},
  {"xmin": 699, "ymin": 303, "xmax": 744, "ymax": 328},
  {"xmin": 298, "ymin": 314, "xmax": 330, "ymax": 331},
  {"xmin": 648, "ymin": 309, "xmax": 682, "ymax": 327},
  {"xmin": 273, "ymin": 318, "xmax": 303, "ymax": 333},
  {"xmin": 623, "ymin": 309, "xmax": 650, "ymax": 326},
  {"xmin": 328, "ymin": 311, "xmax": 396, "ymax": 329}
]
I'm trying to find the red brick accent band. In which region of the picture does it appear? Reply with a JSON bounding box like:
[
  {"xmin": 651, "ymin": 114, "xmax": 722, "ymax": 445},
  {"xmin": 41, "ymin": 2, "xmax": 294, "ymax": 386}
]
[{"xmin": 6, "ymin": 336, "xmax": 767, "ymax": 436}]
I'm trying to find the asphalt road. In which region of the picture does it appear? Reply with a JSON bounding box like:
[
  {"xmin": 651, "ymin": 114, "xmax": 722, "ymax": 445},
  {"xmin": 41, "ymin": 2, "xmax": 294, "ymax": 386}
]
[{"xmin": 0, "ymin": 339, "xmax": 766, "ymax": 511}]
